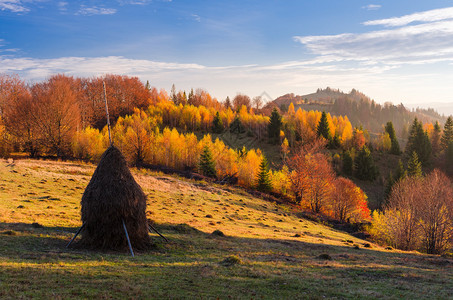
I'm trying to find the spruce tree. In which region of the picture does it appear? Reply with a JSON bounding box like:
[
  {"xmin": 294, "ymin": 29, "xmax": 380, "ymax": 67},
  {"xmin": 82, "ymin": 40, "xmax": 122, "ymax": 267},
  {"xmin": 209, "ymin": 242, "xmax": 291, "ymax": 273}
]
[
  {"xmin": 199, "ymin": 145, "xmax": 217, "ymax": 178},
  {"xmin": 385, "ymin": 121, "xmax": 400, "ymax": 155},
  {"xmin": 431, "ymin": 121, "xmax": 442, "ymax": 156},
  {"xmin": 329, "ymin": 134, "xmax": 341, "ymax": 149},
  {"xmin": 405, "ymin": 118, "xmax": 421, "ymax": 155},
  {"xmin": 256, "ymin": 156, "xmax": 272, "ymax": 192},
  {"xmin": 212, "ymin": 111, "xmax": 223, "ymax": 134},
  {"xmin": 384, "ymin": 172, "xmax": 394, "ymax": 201},
  {"xmin": 405, "ymin": 118, "xmax": 431, "ymax": 167},
  {"xmin": 394, "ymin": 159, "xmax": 407, "ymax": 182},
  {"xmin": 385, "ymin": 160, "xmax": 406, "ymax": 202},
  {"xmin": 342, "ymin": 150, "xmax": 353, "ymax": 176},
  {"xmin": 441, "ymin": 116, "xmax": 453, "ymax": 151},
  {"xmin": 316, "ymin": 111, "xmax": 331, "ymax": 141},
  {"xmin": 407, "ymin": 151, "xmax": 422, "ymax": 178},
  {"xmin": 230, "ymin": 116, "xmax": 245, "ymax": 134},
  {"xmin": 268, "ymin": 108, "xmax": 282, "ymax": 144},
  {"xmin": 354, "ymin": 146, "xmax": 378, "ymax": 181}
]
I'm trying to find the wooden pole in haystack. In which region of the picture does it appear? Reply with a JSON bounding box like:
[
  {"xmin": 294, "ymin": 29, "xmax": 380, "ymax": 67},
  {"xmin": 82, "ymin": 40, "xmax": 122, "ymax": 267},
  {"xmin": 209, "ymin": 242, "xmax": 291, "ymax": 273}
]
[
  {"xmin": 65, "ymin": 223, "xmax": 85, "ymax": 248},
  {"xmin": 103, "ymin": 80, "xmax": 113, "ymax": 146}
]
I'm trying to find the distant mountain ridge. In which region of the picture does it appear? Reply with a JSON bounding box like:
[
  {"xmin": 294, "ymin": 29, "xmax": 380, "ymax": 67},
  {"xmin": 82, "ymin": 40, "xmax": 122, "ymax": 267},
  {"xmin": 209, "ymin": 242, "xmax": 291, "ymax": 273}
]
[
  {"xmin": 270, "ymin": 88, "xmax": 447, "ymax": 138},
  {"xmin": 408, "ymin": 102, "xmax": 453, "ymax": 118},
  {"xmin": 274, "ymin": 88, "xmax": 367, "ymax": 107}
]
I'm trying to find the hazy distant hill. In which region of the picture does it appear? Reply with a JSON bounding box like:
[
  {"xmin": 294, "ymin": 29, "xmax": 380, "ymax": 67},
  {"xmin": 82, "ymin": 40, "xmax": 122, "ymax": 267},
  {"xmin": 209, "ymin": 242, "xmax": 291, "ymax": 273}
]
[
  {"xmin": 408, "ymin": 102, "xmax": 453, "ymax": 118},
  {"xmin": 270, "ymin": 87, "xmax": 447, "ymax": 138}
]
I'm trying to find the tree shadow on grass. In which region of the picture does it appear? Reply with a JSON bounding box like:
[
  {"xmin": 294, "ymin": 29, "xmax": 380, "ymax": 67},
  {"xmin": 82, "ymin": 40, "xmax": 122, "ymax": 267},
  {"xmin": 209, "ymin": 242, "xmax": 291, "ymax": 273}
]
[
  {"xmin": 1, "ymin": 220, "xmax": 451, "ymax": 267},
  {"xmin": 0, "ymin": 221, "xmax": 452, "ymax": 298}
]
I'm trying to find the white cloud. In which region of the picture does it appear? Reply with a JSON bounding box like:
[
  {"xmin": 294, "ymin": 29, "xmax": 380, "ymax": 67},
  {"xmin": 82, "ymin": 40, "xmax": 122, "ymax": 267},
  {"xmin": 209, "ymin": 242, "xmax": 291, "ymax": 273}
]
[
  {"xmin": 362, "ymin": 4, "xmax": 381, "ymax": 11},
  {"xmin": 0, "ymin": 0, "xmax": 29, "ymax": 13},
  {"xmin": 77, "ymin": 5, "xmax": 117, "ymax": 16},
  {"xmin": 191, "ymin": 14, "xmax": 201, "ymax": 22},
  {"xmin": 364, "ymin": 6, "xmax": 453, "ymax": 27},
  {"xmin": 294, "ymin": 19, "xmax": 453, "ymax": 66},
  {"xmin": 0, "ymin": 56, "xmax": 205, "ymax": 79},
  {"xmin": 57, "ymin": 1, "xmax": 67, "ymax": 11},
  {"xmin": 118, "ymin": 0, "xmax": 152, "ymax": 5},
  {"xmin": 1, "ymin": 54, "xmax": 445, "ymax": 104}
]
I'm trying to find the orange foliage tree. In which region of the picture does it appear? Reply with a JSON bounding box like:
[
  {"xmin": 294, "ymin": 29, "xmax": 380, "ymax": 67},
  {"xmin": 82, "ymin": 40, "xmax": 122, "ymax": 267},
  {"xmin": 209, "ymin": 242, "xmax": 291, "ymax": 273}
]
[
  {"xmin": 1, "ymin": 75, "xmax": 41, "ymax": 156},
  {"xmin": 287, "ymin": 139, "xmax": 335, "ymax": 212},
  {"xmin": 330, "ymin": 177, "xmax": 370, "ymax": 222},
  {"xmin": 31, "ymin": 74, "xmax": 81, "ymax": 157}
]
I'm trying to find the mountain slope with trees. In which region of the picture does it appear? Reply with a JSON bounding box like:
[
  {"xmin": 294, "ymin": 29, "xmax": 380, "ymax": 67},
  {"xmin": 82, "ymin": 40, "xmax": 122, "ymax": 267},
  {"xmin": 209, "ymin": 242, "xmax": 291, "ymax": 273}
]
[{"xmin": 271, "ymin": 87, "xmax": 447, "ymax": 139}]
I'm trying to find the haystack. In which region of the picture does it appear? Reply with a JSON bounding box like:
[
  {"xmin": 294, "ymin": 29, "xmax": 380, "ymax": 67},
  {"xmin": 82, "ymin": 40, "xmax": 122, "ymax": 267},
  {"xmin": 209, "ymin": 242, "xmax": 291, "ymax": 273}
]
[{"xmin": 80, "ymin": 145, "xmax": 151, "ymax": 250}]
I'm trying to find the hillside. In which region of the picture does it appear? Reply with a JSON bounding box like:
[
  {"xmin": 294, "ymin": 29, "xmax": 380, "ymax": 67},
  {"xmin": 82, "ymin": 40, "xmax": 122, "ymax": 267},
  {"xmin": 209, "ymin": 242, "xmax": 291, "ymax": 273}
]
[
  {"xmin": 271, "ymin": 88, "xmax": 447, "ymax": 138},
  {"xmin": 1, "ymin": 159, "xmax": 452, "ymax": 298}
]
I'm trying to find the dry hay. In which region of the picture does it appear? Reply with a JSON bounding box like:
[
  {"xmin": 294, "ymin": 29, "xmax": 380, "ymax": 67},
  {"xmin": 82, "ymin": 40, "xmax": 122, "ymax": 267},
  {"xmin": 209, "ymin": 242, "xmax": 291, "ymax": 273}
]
[{"xmin": 80, "ymin": 145, "xmax": 151, "ymax": 250}]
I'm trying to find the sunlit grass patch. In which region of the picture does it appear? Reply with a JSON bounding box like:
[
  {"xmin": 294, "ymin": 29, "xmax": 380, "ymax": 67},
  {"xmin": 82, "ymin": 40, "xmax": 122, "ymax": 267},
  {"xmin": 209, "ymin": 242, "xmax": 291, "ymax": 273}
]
[{"xmin": 0, "ymin": 159, "xmax": 452, "ymax": 299}]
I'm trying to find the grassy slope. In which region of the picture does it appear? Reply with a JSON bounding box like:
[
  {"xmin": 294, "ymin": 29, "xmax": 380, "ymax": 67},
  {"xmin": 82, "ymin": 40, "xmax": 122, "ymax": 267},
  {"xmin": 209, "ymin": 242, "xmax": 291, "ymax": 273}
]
[{"xmin": 0, "ymin": 159, "xmax": 452, "ymax": 299}]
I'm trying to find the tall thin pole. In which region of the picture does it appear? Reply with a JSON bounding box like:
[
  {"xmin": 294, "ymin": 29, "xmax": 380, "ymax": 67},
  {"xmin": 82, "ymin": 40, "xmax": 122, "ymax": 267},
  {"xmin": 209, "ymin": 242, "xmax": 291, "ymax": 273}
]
[
  {"xmin": 103, "ymin": 81, "xmax": 113, "ymax": 146},
  {"xmin": 66, "ymin": 223, "xmax": 85, "ymax": 248},
  {"xmin": 122, "ymin": 219, "xmax": 135, "ymax": 257}
]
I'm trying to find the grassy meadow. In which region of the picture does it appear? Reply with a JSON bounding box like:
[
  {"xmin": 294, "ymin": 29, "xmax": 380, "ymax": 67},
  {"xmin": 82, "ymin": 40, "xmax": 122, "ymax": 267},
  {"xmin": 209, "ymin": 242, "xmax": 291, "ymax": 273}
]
[{"xmin": 0, "ymin": 158, "xmax": 452, "ymax": 299}]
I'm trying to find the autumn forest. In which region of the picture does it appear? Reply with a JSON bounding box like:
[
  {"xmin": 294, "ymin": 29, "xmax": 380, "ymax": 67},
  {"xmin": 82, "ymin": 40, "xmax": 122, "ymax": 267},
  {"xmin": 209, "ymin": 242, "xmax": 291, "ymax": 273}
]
[{"xmin": 1, "ymin": 73, "xmax": 453, "ymax": 256}]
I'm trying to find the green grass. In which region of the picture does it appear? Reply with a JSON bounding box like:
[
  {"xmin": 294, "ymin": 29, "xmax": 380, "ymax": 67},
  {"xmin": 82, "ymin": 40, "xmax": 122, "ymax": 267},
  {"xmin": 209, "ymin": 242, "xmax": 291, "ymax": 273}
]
[{"xmin": 0, "ymin": 159, "xmax": 452, "ymax": 299}]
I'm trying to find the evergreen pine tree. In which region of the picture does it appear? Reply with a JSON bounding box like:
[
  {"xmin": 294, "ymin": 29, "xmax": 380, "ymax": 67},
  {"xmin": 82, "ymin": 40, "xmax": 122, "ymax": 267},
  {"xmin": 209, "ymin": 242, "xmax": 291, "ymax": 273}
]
[
  {"xmin": 342, "ymin": 150, "xmax": 353, "ymax": 176},
  {"xmin": 229, "ymin": 116, "xmax": 245, "ymax": 134},
  {"xmin": 256, "ymin": 156, "xmax": 272, "ymax": 192},
  {"xmin": 407, "ymin": 151, "xmax": 422, "ymax": 178},
  {"xmin": 405, "ymin": 118, "xmax": 431, "ymax": 167},
  {"xmin": 441, "ymin": 116, "xmax": 453, "ymax": 151},
  {"xmin": 422, "ymin": 130, "xmax": 432, "ymax": 165},
  {"xmin": 384, "ymin": 171, "xmax": 394, "ymax": 201},
  {"xmin": 406, "ymin": 118, "xmax": 421, "ymax": 154},
  {"xmin": 268, "ymin": 108, "xmax": 282, "ymax": 144},
  {"xmin": 199, "ymin": 145, "xmax": 217, "ymax": 178},
  {"xmin": 316, "ymin": 111, "xmax": 331, "ymax": 141},
  {"xmin": 329, "ymin": 134, "xmax": 341, "ymax": 149},
  {"xmin": 431, "ymin": 121, "xmax": 442, "ymax": 156},
  {"xmin": 354, "ymin": 146, "xmax": 378, "ymax": 181},
  {"xmin": 385, "ymin": 121, "xmax": 400, "ymax": 155},
  {"xmin": 212, "ymin": 111, "xmax": 224, "ymax": 134},
  {"xmin": 385, "ymin": 160, "xmax": 406, "ymax": 203},
  {"xmin": 394, "ymin": 159, "xmax": 407, "ymax": 182}
]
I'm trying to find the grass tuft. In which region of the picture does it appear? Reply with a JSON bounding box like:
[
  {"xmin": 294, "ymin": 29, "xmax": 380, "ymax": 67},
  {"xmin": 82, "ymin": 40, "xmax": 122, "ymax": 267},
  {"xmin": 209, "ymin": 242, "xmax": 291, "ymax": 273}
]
[{"xmin": 219, "ymin": 255, "xmax": 242, "ymax": 266}]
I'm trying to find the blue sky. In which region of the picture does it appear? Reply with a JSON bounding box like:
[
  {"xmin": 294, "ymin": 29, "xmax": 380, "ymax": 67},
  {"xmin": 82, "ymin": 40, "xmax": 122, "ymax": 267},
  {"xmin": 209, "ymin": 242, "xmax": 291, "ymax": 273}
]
[{"xmin": 2, "ymin": 0, "xmax": 453, "ymax": 106}]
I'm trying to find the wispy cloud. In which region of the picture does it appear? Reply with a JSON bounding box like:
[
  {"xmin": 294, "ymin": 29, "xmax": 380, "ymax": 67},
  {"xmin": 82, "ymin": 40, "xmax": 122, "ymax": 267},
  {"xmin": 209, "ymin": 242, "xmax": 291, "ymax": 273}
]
[
  {"xmin": 294, "ymin": 10, "xmax": 453, "ymax": 66},
  {"xmin": 191, "ymin": 13, "xmax": 201, "ymax": 22},
  {"xmin": 57, "ymin": 1, "xmax": 68, "ymax": 12},
  {"xmin": 0, "ymin": 56, "xmax": 205, "ymax": 78},
  {"xmin": 0, "ymin": 0, "xmax": 29, "ymax": 13},
  {"xmin": 362, "ymin": 4, "xmax": 381, "ymax": 11},
  {"xmin": 2, "ymin": 54, "xmax": 453, "ymax": 104},
  {"xmin": 118, "ymin": 0, "xmax": 152, "ymax": 5},
  {"xmin": 77, "ymin": 5, "xmax": 117, "ymax": 16},
  {"xmin": 364, "ymin": 6, "xmax": 453, "ymax": 27}
]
